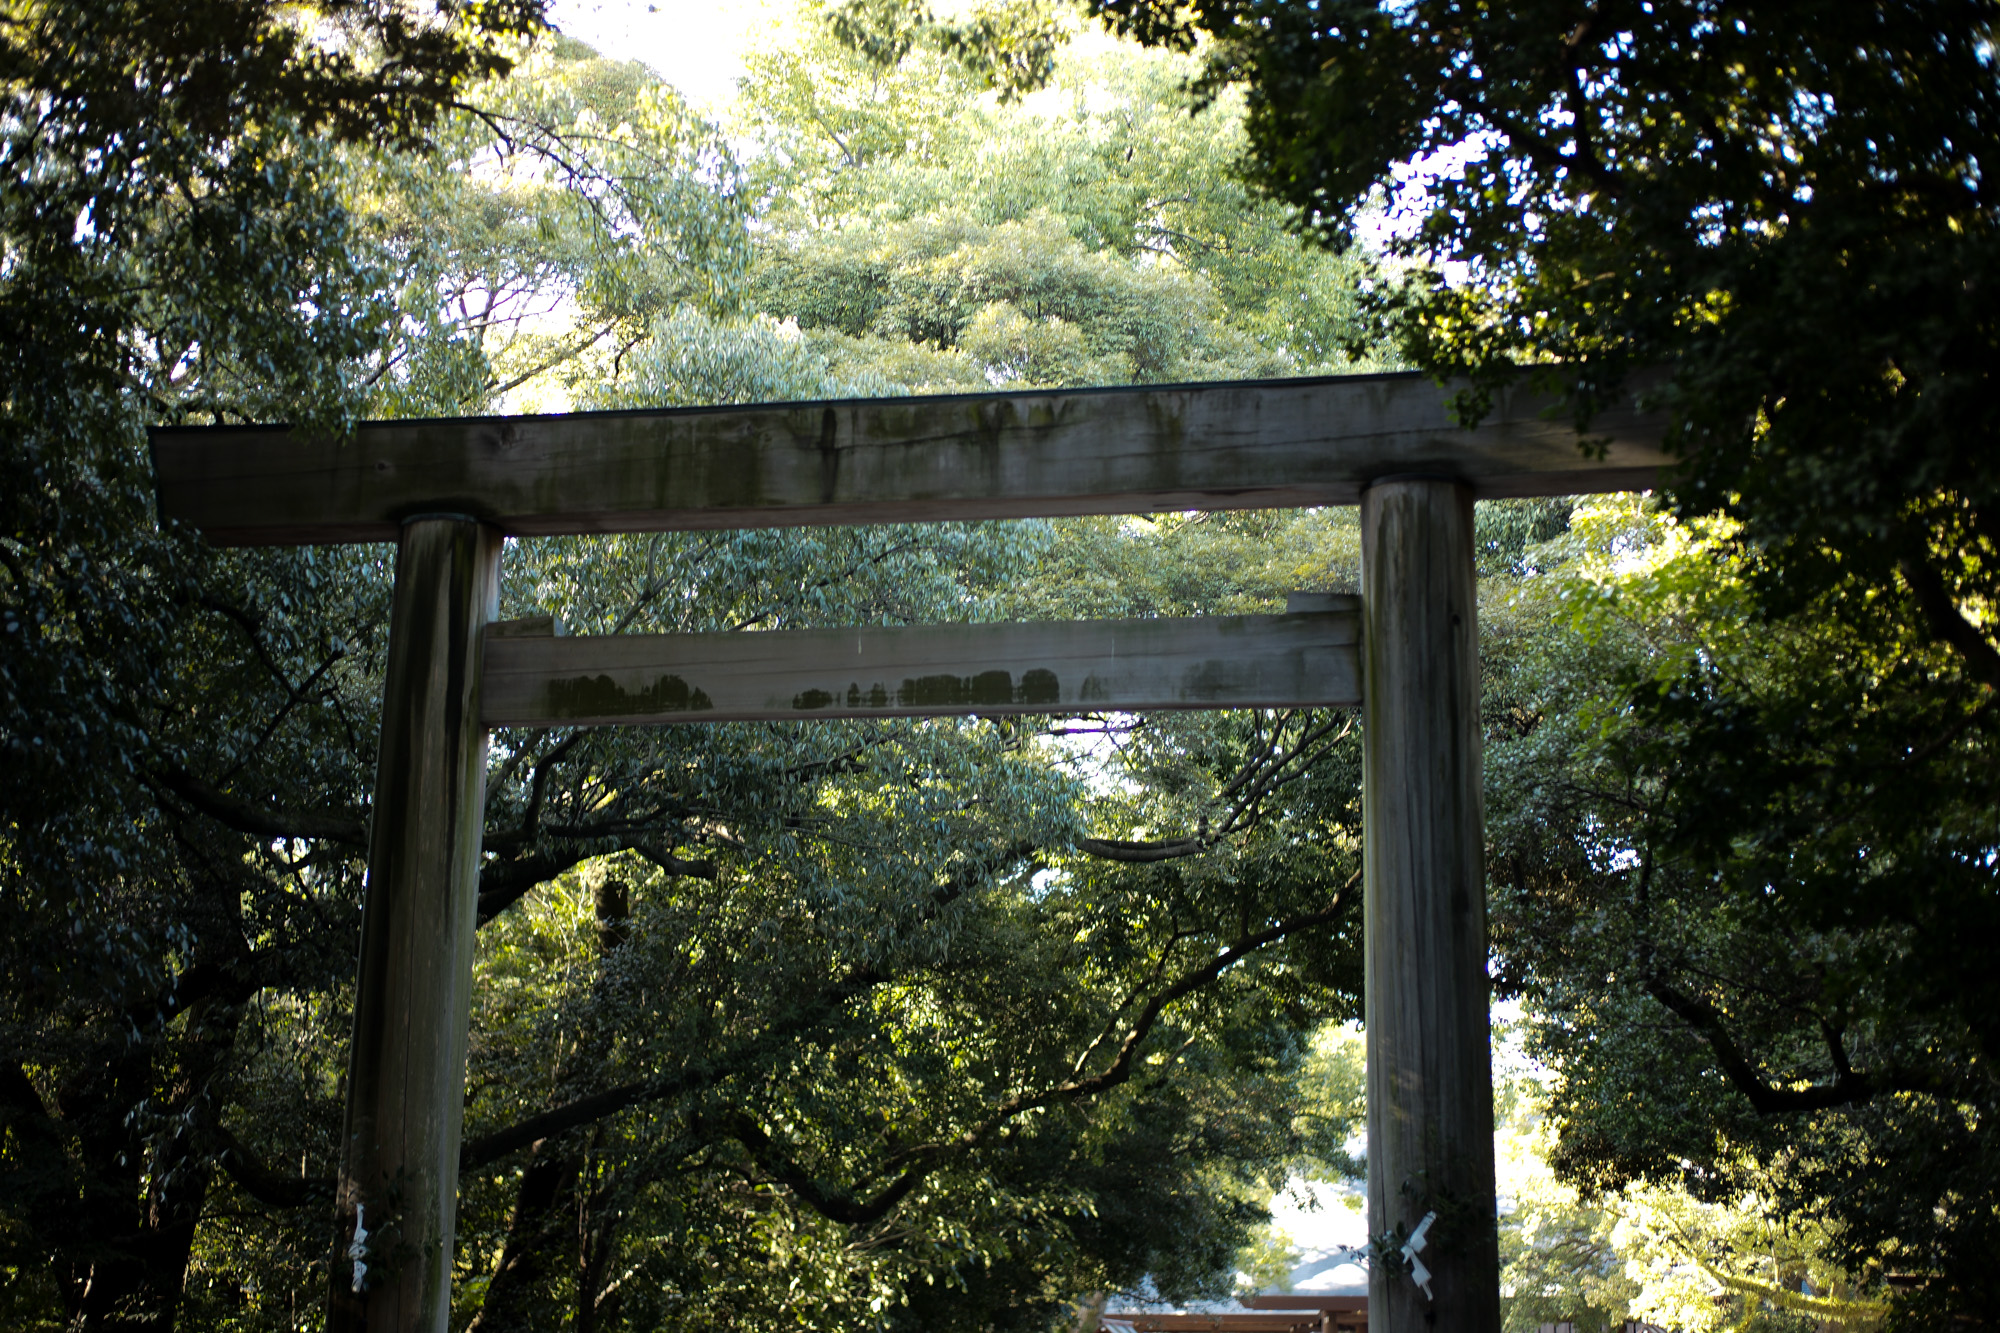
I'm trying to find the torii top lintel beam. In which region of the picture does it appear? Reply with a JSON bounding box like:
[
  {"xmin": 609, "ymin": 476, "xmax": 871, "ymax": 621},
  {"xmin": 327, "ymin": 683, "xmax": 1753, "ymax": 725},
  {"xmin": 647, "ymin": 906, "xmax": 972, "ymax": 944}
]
[{"xmin": 151, "ymin": 369, "xmax": 1672, "ymax": 546}]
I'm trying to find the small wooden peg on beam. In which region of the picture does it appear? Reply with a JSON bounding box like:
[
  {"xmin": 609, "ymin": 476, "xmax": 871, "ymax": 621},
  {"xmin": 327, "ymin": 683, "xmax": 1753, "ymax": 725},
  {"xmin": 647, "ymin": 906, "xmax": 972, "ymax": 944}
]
[{"xmin": 486, "ymin": 614, "xmax": 565, "ymax": 638}]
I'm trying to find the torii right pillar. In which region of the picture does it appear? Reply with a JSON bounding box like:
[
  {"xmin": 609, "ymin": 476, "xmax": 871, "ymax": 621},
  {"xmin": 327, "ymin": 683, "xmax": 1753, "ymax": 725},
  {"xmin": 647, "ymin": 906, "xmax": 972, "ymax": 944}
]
[{"xmin": 1361, "ymin": 477, "xmax": 1499, "ymax": 1330}]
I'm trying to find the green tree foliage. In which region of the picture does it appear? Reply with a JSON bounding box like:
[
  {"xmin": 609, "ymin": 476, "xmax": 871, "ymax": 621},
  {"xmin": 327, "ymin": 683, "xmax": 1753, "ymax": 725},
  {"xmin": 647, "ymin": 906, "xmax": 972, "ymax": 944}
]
[
  {"xmin": 933, "ymin": 1, "xmax": 2000, "ymax": 1320},
  {"xmin": 1495, "ymin": 1024, "xmax": 1882, "ymax": 1333},
  {"xmin": 1608, "ymin": 1187, "xmax": 1884, "ymax": 1333},
  {"xmin": 356, "ymin": 35, "xmax": 752, "ymax": 416},
  {"xmin": 0, "ymin": 2, "xmax": 548, "ymax": 1326},
  {"xmin": 1480, "ymin": 497, "xmax": 1998, "ymax": 1321},
  {"xmin": 737, "ymin": 14, "xmax": 1380, "ymax": 386},
  {"xmin": 6, "ymin": 9, "xmax": 1384, "ymax": 1331},
  {"xmin": 1493, "ymin": 1059, "xmax": 1634, "ymax": 1333},
  {"xmin": 1109, "ymin": 0, "xmax": 2000, "ymax": 691}
]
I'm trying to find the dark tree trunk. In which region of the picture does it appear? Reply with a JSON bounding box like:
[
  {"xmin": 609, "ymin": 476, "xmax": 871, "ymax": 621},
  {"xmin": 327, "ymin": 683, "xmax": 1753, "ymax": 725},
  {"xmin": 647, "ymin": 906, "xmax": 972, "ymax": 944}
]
[
  {"xmin": 58, "ymin": 1017, "xmax": 234, "ymax": 1332},
  {"xmin": 72, "ymin": 1154, "xmax": 213, "ymax": 1331},
  {"xmin": 43, "ymin": 954, "xmax": 251, "ymax": 1333},
  {"xmin": 575, "ymin": 1156, "xmax": 625, "ymax": 1333},
  {"xmin": 465, "ymin": 1144, "xmax": 581, "ymax": 1333}
]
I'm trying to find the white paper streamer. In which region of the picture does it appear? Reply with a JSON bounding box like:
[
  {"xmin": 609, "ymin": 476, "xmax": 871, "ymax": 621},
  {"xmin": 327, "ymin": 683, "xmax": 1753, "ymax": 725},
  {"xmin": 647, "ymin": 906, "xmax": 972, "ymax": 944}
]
[
  {"xmin": 348, "ymin": 1204, "xmax": 370, "ymax": 1294},
  {"xmin": 1402, "ymin": 1210, "xmax": 1437, "ymax": 1300}
]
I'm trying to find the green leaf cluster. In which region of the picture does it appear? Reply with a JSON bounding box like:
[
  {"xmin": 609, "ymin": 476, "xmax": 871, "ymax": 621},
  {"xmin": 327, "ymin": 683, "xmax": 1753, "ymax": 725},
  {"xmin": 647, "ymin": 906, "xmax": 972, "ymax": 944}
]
[
  {"xmin": 1483, "ymin": 498, "xmax": 2000, "ymax": 1322},
  {"xmin": 3, "ymin": 6, "xmax": 1390, "ymax": 1330},
  {"xmin": 1, "ymin": 3, "xmax": 549, "ymax": 1325},
  {"xmin": 969, "ymin": 2, "xmax": 2000, "ymax": 1320},
  {"xmin": 737, "ymin": 16, "xmax": 1386, "ymax": 387}
]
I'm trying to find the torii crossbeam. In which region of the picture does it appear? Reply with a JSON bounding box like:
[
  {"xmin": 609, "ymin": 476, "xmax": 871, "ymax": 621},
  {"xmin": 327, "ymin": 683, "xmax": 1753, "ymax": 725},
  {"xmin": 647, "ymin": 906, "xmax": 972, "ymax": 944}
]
[{"xmin": 152, "ymin": 368, "xmax": 1669, "ymax": 1333}]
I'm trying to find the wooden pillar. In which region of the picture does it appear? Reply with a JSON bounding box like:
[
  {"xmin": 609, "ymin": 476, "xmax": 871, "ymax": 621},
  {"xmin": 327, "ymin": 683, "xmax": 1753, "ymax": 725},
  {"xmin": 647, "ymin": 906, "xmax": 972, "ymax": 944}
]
[
  {"xmin": 330, "ymin": 516, "xmax": 500, "ymax": 1333},
  {"xmin": 1360, "ymin": 478, "xmax": 1498, "ymax": 1331}
]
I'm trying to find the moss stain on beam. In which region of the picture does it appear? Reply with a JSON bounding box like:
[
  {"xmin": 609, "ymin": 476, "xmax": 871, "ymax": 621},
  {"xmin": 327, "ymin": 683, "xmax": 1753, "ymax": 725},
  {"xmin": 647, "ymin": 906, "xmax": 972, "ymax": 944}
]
[
  {"xmin": 483, "ymin": 614, "xmax": 1363, "ymax": 726},
  {"xmin": 1141, "ymin": 397, "xmax": 1190, "ymax": 488},
  {"xmin": 546, "ymin": 673, "xmax": 714, "ymax": 719},
  {"xmin": 791, "ymin": 669, "xmax": 1061, "ymax": 713}
]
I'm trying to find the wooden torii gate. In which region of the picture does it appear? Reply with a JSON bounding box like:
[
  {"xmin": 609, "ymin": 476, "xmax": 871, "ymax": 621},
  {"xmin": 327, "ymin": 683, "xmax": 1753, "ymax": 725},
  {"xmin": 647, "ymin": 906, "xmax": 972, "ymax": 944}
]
[{"xmin": 152, "ymin": 369, "xmax": 1668, "ymax": 1333}]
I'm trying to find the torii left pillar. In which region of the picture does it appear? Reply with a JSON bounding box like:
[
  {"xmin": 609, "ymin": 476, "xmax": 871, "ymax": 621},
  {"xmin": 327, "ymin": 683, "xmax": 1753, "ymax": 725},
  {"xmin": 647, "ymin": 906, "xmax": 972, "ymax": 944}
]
[{"xmin": 328, "ymin": 516, "xmax": 500, "ymax": 1333}]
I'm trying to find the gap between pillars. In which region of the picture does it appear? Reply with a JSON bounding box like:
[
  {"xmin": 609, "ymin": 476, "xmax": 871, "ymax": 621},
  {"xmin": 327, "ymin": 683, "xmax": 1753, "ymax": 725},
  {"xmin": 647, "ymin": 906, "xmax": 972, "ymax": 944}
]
[
  {"xmin": 1361, "ymin": 477, "xmax": 1499, "ymax": 1332},
  {"xmin": 329, "ymin": 516, "xmax": 501, "ymax": 1333}
]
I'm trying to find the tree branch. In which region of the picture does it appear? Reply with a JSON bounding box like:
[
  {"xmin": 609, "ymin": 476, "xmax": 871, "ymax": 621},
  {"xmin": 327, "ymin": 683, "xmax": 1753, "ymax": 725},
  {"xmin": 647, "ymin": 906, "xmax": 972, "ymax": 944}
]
[
  {"xmin": 730, "ymin": 878, "xmax": 1359, "ymax": 1228},
  {"xmin": 1076, "ymin": 835, "xmax": 1206, "ymax": 863},
  {"xmin": 1642, "ymin": 973, "xmax": 1948, "ymax": 1113},
  {"xmin": 459, "ymin": 964, "xmax": 885, "ymax": 1170},
  {"xmin": 1076, "ymin": 714, "xmax": 1351, "ymax": 862},
  {"xmin": 209, "ymin": 1122, "xmax": 335, "ymax": 1209},
  {"xmin": 149, "ymin": 766, "xmax": 367, "ymax": 845},
  {"xmin": 1553, "ymin": 5, "xmax": 1624, "ymax": 200},
  {"xmin": 485, "ymin": 320, "xmax": 618, "ymax": 401},
  {"xmin": 1898, "ymin": 555, "xmax": 2000, "ymax": 691},
  {"xmin": 1484, "ymin": 106, "xmax": 1625, "ymax": 201},
  {"xmin": 475, "ymin": 840, "xmax": 714, "ymax": 926}
]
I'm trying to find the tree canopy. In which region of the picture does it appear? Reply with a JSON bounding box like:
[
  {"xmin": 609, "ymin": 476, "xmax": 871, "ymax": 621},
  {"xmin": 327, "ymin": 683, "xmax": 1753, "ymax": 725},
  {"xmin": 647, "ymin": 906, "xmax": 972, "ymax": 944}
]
[
  {"xmin": 1013, "ymin": 0, "xmax": 1998, "ymax": 1320},
  {"xmin": 842, "ymin": 0, "xmax": 2000, "ymax": 1321},
  {"xmin": 1, "ymin": 7, "xmax": 1380, "ymax": 1329},
  {"xmin": 1, "ymin": 2, "xmax": 548, "ymax": 1323},
  {"xmin": 15, "ymin": 0, "xmax": 1993, "ymax": 1325}
]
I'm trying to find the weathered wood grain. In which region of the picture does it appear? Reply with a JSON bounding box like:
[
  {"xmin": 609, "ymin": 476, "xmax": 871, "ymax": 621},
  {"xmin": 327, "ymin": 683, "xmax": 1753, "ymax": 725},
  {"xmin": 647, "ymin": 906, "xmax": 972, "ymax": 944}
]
[
  {"xmin": 1106, "ymin": 1314, "xmax": 1361, "ymax": 1332},
  {"xmin": 151, "ymin": 370, "xmax": 1671, "ymax": 545},
  {"xmin": 329, "ymin": 518, "xmax": 499, "ymax": 1333},
  {"xmin": 481, "ymin": 610, "xmax": 1361, "ymax": 727},
  {"xmin": 1360, "ymin": 480, "xmax": 1499, "ymax": 1332}
]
